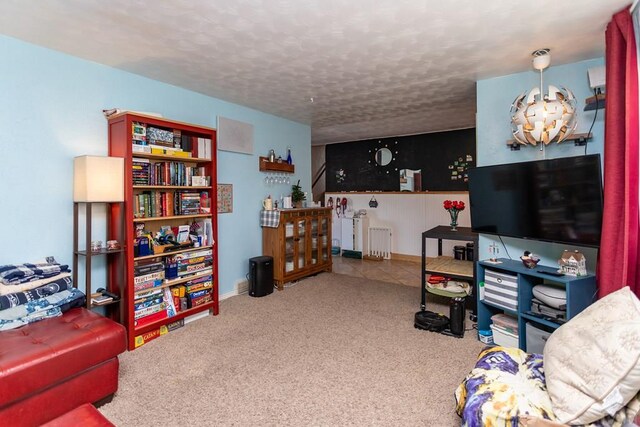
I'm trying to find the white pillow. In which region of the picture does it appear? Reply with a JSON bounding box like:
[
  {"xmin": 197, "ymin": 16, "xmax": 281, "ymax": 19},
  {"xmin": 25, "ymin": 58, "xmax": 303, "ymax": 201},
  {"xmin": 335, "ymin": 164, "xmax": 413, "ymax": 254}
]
[{"xmin": 544, "ymin": 286, "xmax": 640, "ymax": 424}]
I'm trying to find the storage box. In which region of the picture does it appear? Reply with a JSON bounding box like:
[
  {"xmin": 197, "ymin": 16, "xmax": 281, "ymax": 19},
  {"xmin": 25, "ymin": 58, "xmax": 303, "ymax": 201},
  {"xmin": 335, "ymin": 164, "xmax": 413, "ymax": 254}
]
[
  {"xmin": 478, "ymin": 329, "xmax": 493, "ymax": 344},
  {"xmin": 482, "ymin": 269, "xmax": 518, "ymax": 311},
  {"xmin": 491, "ymin": 313, "xmax": 519, "ymax": 334},
  {"xmin": 490, "ymin": 324, "xmax": 519, "ymax": 348},
  {"xmin": 525, "ymin": 323, "xmax": 553, "ymax": 354}
]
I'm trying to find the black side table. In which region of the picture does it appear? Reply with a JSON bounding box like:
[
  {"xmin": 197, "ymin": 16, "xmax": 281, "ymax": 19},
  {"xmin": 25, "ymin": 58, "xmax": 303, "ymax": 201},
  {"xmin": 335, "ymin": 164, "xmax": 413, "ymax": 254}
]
[{"xmin": 421, "ymin": 226, "xmax": 478, "ymax": 319}]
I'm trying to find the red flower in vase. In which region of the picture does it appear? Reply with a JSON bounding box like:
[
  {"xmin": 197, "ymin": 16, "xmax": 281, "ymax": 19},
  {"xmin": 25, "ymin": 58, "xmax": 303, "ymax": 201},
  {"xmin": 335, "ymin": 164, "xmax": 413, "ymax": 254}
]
[
  {"xmin": 443, "ymin": 200, "xmax": 465, "ymax": 212},
  {"xmin": 443, "ymin": 200, "xmax": 465, "ymax": 230}
]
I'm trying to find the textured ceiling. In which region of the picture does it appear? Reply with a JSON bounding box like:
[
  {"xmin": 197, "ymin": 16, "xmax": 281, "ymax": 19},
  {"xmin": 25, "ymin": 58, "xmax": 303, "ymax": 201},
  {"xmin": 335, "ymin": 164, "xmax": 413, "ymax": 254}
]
[{"xmin": 0, "ymin": 0, "xmax": 628, "ymax": 145}]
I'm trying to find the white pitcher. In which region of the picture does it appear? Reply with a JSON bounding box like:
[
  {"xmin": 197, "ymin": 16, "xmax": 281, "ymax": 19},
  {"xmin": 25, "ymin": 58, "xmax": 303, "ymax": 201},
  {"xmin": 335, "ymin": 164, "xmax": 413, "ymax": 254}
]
[{"xmin": 263, "ymin": 197, "xmax": 273, "ymax": 211}]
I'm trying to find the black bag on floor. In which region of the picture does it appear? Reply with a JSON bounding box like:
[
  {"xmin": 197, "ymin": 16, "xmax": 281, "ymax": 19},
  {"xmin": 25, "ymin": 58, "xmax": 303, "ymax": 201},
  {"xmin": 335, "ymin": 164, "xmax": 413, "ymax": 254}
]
[{"xmin": 414, "ymin": 310, "xmax": 449, "ymax": 332}]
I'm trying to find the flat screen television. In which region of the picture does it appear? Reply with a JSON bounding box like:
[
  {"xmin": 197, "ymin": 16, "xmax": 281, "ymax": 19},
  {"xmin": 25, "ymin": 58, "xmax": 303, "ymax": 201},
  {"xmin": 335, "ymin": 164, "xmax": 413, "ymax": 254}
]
[{"xmin": 467, "ymin": 154, "xmax": 603, "ymax": 247}]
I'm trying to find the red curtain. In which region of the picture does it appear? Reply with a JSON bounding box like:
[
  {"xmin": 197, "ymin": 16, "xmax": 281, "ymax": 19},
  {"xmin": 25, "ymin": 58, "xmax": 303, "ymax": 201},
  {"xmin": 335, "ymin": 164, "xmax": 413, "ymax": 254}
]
[{"xmin": 599, "ymin": 7, "xmax": 640, "ymax": 297}]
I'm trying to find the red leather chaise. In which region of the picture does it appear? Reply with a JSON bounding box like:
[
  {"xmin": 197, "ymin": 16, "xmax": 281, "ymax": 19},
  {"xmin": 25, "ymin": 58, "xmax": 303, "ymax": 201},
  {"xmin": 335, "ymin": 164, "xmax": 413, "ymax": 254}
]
[{"xmin": 0, "ymin": 308, "xmax": 126, "ymax": 427}]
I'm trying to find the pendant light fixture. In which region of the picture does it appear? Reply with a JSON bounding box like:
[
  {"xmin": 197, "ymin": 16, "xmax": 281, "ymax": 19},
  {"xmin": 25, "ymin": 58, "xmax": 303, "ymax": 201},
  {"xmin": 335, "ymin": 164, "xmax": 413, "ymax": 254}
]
[{"xmin": 510, "ymin": 49, "xmax": 577, "ymax": 146}]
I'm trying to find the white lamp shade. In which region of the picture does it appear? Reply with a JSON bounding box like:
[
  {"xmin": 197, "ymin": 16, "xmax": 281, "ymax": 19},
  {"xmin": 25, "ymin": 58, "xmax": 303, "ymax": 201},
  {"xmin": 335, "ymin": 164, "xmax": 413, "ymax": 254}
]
[
  {"xmin": 73, "ymin": 156, "xmax": 124, "ymax": 202},
  {"xmin": 510, "ymin": 85, "xmax": 577, "ymax": 146}
]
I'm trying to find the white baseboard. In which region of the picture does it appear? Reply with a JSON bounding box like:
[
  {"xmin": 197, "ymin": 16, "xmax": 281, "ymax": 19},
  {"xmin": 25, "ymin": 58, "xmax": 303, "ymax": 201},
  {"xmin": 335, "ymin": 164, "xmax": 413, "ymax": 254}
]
[{"xmin": 219, "ymin": 278, "xmax": 249, "ymax": 301}]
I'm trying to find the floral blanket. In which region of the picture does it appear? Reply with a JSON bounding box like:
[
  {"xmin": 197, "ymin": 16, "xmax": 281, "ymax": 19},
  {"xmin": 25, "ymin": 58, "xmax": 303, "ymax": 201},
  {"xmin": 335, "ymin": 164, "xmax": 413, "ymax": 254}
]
[{"xmin": 455, "ymin": 347, "xmax": 640, "ymax": 427}]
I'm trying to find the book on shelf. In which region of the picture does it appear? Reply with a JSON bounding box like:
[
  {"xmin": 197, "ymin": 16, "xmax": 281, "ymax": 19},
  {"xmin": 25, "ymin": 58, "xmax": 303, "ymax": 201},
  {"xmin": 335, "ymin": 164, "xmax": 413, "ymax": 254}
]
[
  {"xmin": 133, "ymin": 296, "xmax": 164, "ymax": 311},
  {"xmin": 187, "ymin": 288, "xmax": 210, "ymax": 300},
  {"xmin": 133, "ymin": 189, "xmax": 210, "ymax": 218},
  {"xmin": 188, "ymin": 293, "xmax": 213, "ymax": 309},
  {"xmin": 135, "ymin": 288, "xmax": 164, "ymax": 299},
  {"xmin": 171, "ymin": 285, "xmax": 186, "ymax": 297},
  {"xmin": 147, "ymin": 126, "xmax": 174, "ymax": 147},
  {"xmin": 190, "ymin": 218, "xmax": 214, "ymax": 247},
  {"xmin": 134, "ymin": 270, "xmax": 165, "ymax": 285},
  {"xmin": 134, "ymin": 324, "xmax": 169, "ymax": 348},
  {"xmin": 166, "ymin": 319, "xmax": 184, "ymax": 332},
  {"xmin": 134, "ymin": 301, "xmax": 167, "ymax": 320},
  {"xmin": 188, "ymin": 137, "xmax": 211, "ymax": 159},
  {"xmin": 134, "ymin": 260, "xmax": 164, "ymax": 275},
  {"xmin": 134, "ymin": 310, "xmax": 168, "ymax": 329},
  {"xmin": 134, "ymin": 278, "xmax": 164, "ymax": 292},
  {"xmin": 91, "ymin": 294, "xmax": 113, "ymax": 305},
  {"xmin": 184, "ymin": 276, "xmax": 213, "ymax": 293},
  {"xmin": 132, "ymin": 145, "xmax": 151, "ymax": 154},
  {"xmin": 164, "ymin": 287, "xmax": 177, "ymax": 317}
]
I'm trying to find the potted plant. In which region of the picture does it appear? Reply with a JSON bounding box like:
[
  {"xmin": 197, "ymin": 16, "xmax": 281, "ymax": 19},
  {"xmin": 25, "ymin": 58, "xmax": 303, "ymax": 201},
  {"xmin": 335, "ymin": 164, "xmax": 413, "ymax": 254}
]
[{"xmin": 291, "ymin": 180, "xmax": 306, "ymax": 208}]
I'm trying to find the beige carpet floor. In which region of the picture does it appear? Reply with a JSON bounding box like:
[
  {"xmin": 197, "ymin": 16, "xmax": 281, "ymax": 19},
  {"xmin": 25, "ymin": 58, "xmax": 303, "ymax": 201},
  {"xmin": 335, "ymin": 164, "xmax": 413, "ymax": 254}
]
[{"xmin": 100, "ymin": 273, "xmax": 484, "ymax": 426}]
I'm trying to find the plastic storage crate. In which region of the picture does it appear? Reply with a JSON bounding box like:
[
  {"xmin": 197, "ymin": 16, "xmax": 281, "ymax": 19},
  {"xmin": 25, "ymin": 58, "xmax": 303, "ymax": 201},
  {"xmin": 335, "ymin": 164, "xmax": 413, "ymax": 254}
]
[{"xmin": 490, "ymin": 324, "xmax": 519, "ymax": 348}]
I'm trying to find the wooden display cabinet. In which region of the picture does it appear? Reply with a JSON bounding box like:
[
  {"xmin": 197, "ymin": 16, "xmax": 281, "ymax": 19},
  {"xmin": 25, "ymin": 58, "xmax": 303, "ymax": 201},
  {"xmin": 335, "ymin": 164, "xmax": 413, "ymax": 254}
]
[
  {"xmin": 262, "ymin": 208, "xmax": 332, "ymax": 289},
  {"xmin": 107, "ymin": 112, "xmax": 219, "ymax": 350}
]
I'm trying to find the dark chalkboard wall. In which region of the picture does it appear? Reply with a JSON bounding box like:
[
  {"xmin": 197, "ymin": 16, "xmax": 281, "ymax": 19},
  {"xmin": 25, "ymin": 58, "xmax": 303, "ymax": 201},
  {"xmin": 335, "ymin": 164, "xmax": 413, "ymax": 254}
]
[{"xmin": 325, "ymin": 128, "xmax": 476, "ymax": 192}]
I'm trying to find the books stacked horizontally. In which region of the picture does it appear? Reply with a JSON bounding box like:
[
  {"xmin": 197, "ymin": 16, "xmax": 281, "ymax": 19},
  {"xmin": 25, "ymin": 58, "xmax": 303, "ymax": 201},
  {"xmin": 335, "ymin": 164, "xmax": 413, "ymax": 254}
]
[
  {"xmin": 175, "ymin": 249, "xmax": 213, "ymax": 278},
  {"xmin": 134, "ymin": 260, "xmax": 165, "ymax": 292},
  {"xmin": 130, "ymin": 122, "xmax": 212, "ymax": 159},
  {"xmin": 170, "ymin": 274, "xmax": 213, "ymax": 313},
  {"xmin": 134, "ymin": 288, "xmax": 167, "ymax": 328},
  {"xmin": 134, "ymin": 260, "xmax": 167, "ymax": 327},
  {"xmin": 133, "ymin": 158, "xmax": 150, "ymax": 185}
]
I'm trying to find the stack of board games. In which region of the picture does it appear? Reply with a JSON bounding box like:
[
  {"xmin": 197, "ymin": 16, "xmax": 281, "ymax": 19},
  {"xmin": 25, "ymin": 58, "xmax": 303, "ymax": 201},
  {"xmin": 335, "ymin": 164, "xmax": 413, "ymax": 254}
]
[
  {"xmin": 170, "ymin": 274, "xmax": 213, "ymax": 312},
  {"xmin": 175, "ymin": 249, "xmax": 213, "ymax": 278},
  {"xmin": 134, "ymin": 260, "xmax": 167, "ymax": 327}
]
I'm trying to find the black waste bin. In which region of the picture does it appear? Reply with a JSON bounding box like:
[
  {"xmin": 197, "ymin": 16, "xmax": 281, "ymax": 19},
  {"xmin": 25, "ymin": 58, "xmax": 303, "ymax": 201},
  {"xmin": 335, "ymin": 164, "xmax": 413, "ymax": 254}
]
[{"xmin": 249, "ymin": 256, "xmax": 274, "ymax": 297}]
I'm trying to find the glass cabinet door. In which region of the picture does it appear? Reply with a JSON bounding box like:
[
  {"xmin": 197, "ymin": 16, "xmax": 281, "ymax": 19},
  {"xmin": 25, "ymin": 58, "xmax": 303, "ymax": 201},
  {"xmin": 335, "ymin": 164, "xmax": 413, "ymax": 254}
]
[
  {"xmin": 310, "ymin": 217, "xmax": 319, "ymax": 265},
  {"xmin": 295, "ymin": 218, "xmax": 306, "ymax": 270},
  {"xmin": 285, "ymin": 219, "xmax": 295, "ymax": 273},
  {"xmin": 319, "ymin": 216, "xmax": 329, "ymax": 262}
]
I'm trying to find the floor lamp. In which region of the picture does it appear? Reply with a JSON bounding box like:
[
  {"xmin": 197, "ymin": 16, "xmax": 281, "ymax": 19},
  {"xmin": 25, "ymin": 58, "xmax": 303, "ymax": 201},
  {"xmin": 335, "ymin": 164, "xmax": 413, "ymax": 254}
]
[{"xmin": 72, "ymin": 155, "xmax": 125, "ymax": 322}]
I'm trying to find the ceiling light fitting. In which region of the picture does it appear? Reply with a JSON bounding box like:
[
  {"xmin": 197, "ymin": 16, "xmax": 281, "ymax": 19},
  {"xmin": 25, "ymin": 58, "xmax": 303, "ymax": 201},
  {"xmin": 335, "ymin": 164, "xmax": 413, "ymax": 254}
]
[{"xmin": 510, "ymin": 49, "xmax": 577, "ymax": 146}]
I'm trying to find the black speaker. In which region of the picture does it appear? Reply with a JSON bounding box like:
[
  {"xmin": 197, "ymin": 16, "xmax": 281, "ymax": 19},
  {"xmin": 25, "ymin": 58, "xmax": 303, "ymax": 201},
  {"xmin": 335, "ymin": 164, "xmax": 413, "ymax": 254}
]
[
  {"xmin": 449, "ymin": 297, "xmax": 466, "ymax": 337},
  {"xmin": 249, "ymin": 256, "xmax": 274, "ymax": 297}
]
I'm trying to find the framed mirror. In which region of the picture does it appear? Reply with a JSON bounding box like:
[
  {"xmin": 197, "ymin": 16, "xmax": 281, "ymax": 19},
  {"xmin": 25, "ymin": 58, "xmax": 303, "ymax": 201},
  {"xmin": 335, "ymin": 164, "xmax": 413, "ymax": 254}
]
[
  {"xmin": 375, "ymin": 148, "xmax": 393, "ymax": 166},
  {"xmin": 399, "ymin": 169, "xmax": 422, "ymax": 191}
]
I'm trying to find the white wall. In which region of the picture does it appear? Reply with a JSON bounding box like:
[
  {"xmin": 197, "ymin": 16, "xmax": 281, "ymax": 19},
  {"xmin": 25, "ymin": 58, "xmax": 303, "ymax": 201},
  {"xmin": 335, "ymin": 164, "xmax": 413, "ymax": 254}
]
[{"xmin": 325, "ymin": 192, "xmax": 470, "ymax": 258}]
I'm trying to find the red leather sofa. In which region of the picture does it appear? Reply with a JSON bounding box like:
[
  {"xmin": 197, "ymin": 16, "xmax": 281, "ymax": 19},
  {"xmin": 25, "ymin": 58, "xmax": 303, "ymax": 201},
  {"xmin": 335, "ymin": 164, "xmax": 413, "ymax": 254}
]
[{"xmin": 0, "ymin": 308, "xmax": 126, "ymax": 427}]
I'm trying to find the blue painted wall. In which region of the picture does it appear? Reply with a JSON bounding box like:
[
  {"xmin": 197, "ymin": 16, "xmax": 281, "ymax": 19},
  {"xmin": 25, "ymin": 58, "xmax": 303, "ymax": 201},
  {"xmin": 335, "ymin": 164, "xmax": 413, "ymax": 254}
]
[
  {"xmin": 476, "ymin": 58, "xmax": 605, "ymax": 272},
  {"xmin": 0, "ymin": 35, "xmax": 310, "ymax": 297}
]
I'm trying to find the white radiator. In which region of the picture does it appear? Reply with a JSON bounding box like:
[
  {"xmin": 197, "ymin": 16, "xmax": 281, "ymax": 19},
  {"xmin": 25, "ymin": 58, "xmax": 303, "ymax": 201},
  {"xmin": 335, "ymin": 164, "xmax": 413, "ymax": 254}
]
[{"xmin": 367, "ymin": 227, "xmax": 392, "ymax": 259}]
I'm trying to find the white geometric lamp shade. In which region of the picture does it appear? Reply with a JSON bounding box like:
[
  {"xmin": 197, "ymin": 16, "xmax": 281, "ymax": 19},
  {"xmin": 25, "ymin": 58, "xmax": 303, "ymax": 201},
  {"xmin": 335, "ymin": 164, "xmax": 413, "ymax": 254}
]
[
  {"xmin": 73, "ymin": 156, "xmax": 124, "ymax": 202},
  {"xmin": 510, "ymin": 49, "xmax": 578, "ymax": 146}
]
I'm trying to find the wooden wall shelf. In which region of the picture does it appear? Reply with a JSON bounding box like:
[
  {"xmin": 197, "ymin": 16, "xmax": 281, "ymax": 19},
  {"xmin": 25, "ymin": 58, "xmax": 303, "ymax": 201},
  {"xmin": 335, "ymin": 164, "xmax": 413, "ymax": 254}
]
[
  {"xmin": 506, "ymin": 133, "xmax": 592, "ymax": 150},
  {"xmin": 259, "ymin": 156, "xmax": 295, "ymax": 173}
]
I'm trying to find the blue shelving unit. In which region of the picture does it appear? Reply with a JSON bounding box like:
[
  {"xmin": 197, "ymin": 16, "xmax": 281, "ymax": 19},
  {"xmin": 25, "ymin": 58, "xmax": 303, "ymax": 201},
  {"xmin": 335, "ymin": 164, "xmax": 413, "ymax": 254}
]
[{"xmin": 476, "ymin": 258, "xmax": 597, "ymax": 351}]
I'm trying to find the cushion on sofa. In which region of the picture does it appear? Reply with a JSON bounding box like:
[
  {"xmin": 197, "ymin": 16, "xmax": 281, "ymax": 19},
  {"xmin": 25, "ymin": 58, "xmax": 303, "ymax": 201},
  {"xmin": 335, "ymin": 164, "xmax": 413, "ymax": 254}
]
[{"xmin": 543, "ymin": 286, "xmax": 640, "ymax": 424}]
